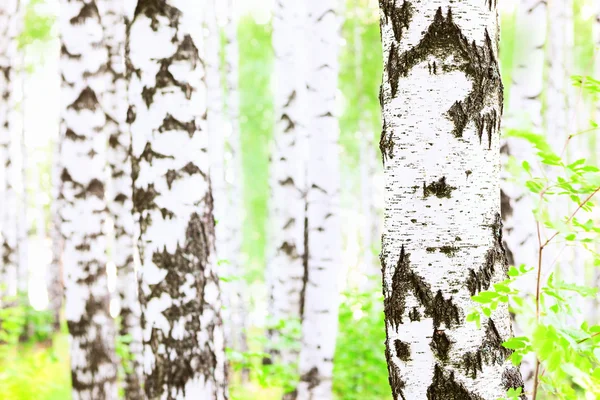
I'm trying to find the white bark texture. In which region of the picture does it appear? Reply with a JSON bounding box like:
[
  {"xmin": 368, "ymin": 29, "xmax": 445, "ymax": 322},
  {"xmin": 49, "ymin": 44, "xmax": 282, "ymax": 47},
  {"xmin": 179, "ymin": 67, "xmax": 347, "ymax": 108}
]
[
  {"xmin": 268, "ymin": 0, "xmax": 308, "ymax": 366},
  {"xmin": 128, "ymin": 1, "xmax": 228, "ymax": 398},
  {"xmin": 97, "ymin": 0, "xmax": 144, "ymax": 397},
  {"xmin": 296, "ymin": 0, "xmax": 342, "ymax": 398},
  {"xmin": 378, "ymin": 2, "xmax": 524, "ymax": 399},
  {"xmin": 59, "ymin": 1, "xmax": 118, "ymax": 398},
  {"xmin": 0, "ymin": 0, "xmax": 20, "ymax": 299}
]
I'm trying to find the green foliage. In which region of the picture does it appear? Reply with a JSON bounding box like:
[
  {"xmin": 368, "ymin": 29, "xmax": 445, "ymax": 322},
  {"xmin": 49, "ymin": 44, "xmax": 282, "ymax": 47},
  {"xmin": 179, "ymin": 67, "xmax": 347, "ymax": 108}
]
[
  {"xmin": 228, "ymin": 320, "xmax": 300, "ymax": 397},
  {"xmin": 18, "ymin": 0, "xmax": 55, "ymax": 49},
  {"xmin": 0, "ymin": 293, "xmax": 54, "ymax": 344},
  {"xmin": 332, "ymin": 290, "xmax": 388, "ymax": 400},
  {"xmin": 472, "ymin": 97, "xmax": 600, "ymax": 398}
]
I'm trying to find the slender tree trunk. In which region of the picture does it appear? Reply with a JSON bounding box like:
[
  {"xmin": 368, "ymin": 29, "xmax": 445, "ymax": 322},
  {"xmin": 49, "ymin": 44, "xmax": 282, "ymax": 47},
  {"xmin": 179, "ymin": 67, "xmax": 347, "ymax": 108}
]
[
  {"xmin": 48, "ymin": 139, "xmax": 64, "ymax": 330},
  {"xmin": 378, "ymin": 3, "xmax": 525, "ymax": 399},
  {"xmin": 18, "ymin": 97, "xmax": 28, "ymax": 296},
  {"xmin": 546, "ymin": 0, "xmax": 574, "ymax": 283},
  {"xmin": 223, "ymin": 0, "xmax": 249, "ymax": 361},
  {"xmin": 0, "ymin": 0, "xmax": 20, "ymax": 300},
  {"xmin": 296, "ymin": 0, "xmax": 342, "ymax": 398},
  {"xmin": 501, "ymin": 0, "xmax": 546, "ymax": 388},
  {"xmin": 128, "ymin": 2, "xmax": 228, "ymax": 398},
  {"xmin": 267, "ymin": 0, "xmax": 308, "ymax": 366},
  {"xmin": 97, "ymin": 0, "xmax": 144, "ymax": 397},
  {"xmin": 353, "ymin": 1, "xmax": 380, "ymax": 292},
  {"xmin": 59, "ymin": 1, "xmax": 118, "ymax": 398}
]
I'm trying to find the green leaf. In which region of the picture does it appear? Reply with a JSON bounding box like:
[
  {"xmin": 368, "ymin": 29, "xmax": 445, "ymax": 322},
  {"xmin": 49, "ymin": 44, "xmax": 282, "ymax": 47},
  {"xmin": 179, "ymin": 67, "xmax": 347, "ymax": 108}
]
[{"xmin": 503, "ymin": 337, "xmax": 528, "ymax": 350}]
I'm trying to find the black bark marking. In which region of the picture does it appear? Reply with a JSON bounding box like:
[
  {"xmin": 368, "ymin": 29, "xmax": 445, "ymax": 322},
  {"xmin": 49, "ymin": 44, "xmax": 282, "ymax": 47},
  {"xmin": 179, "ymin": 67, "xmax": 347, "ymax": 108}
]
[
  {"xmin": 70, "ymin": 2, "xmax": 100, "ymax": 25},
  {"xmin": 502, "ymin": 367, "xmax": 527, "ymax": 399},
  {"xmin": 299, "ymin": 202, "xmax": 309, "ymax": 319},
  {"xmin": 68, "ymin": 87, "xmax": 100, "ymax": 112},
  {"xmin": 385, "ymin": 346, "xmax": 407, "ymax": 400},
  {"xmin": 379, "ymin": 118, "xmax": 395, "ymax": 162},
  {"xmin": 466, "ymin": 213, "xmax": 509, "ymax": 295},
  {"xmin": 383, "ymin": 246, "xmax": 461, "ymax": 329},
  {"xmin": 394, "ymin": 339, "xmax": 411, "ymax": 361},
  {"xmin": 408, "ymin": 306, "xmax": 421, "ymax": 321},
  {"xmin": 386, "ymin": 7, "xmax": 502, "ymax": 145},
  {"xmin": 300, "ymin": 367, "xmax": 320, "ymax": 390},
  {"xmin": 430, "ymin": 330, "xmax": 452, "ymax": 362},
  {"xmin": 461, "ymin": 319, "xmax": 512, "ymax": 379},
  {"xmin": 427, "ymin": 364, "xmax": 484, "ymax": 400},
  {"xmin": 423, "ymin": 177, "xmax": 456, "ymax": 199},
  {"xmin": 426, "ymin": 246, "xmax": 459, "ymax": 257},
  {"xmin": 380, "ymin": 0, "xmax": 414, "ymax": 43},
  {"xmin": 432, "ymin": 290, "xmax": 460, "ymax": 330}
]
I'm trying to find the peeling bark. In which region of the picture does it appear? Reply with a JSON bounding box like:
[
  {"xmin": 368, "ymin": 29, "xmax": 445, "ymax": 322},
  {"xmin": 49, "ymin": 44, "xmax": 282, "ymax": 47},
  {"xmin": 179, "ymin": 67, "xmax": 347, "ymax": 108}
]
[
  {"xmin": 296, "ymin": 0, "xmax": 342, "ymax": 398},
  {"xmin": 378, "ymin": 2, "xmax": 523, "ymax": 399},
  {"xmin": 128, "ymin": 1, "xmax": 228, "ymax": 398},
  {"xmin": 59, "ymin": 1, "xmax": 118, "ymax": 398}
]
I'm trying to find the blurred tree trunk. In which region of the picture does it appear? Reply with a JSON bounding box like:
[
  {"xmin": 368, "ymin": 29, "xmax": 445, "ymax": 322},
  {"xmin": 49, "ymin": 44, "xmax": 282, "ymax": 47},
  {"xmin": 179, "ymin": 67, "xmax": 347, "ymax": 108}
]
[
  {"xmin": 267, "ymin": 0, "xmax": 308, "ymax": 367},
  {"xmin": 222, "ymin": 0, "xmax": 249, "ymax": 364},
  {"xmin": 502, "ymin": 0, "xmax": 546, "ymax": 389},
  {"xmin": 546, "ymin": 0, "xmax": 574, "ymax": 279},
  {"xmin": 353, "ymin": 1, "xmax": 380, "ymax": 292},
  {"xmin": 48, "ymin": 140, "xmax": 64, "ymax": 330},
  {"xmin": 59, "ymin": 1, "xmax": 118, "ymax": 398},
  {"xmin": 296, "ymin": 0, "xmax": 342, "ymax": 398},
  {"xmin": 97, "ymin": 0, "xmax": 144, "ymax": 398},
  {"xmin": 378, "ymin": 3, "xmax": 524, "ymax": 399},
  {"xmin": 128, "ymin": 1, "xmax": 228, "ymax": 398},
  {"xmin": 0, "ymin": 0, "xmax": 20, "ymax": 300}
]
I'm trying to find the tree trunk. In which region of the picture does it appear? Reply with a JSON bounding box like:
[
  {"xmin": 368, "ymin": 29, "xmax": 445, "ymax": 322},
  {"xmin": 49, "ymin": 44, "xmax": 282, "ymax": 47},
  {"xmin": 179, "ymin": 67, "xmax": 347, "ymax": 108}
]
[
  {"xmin": 223, "ymin": 0, "xmax": 249, "ymax": 361},
  {"xmin": 378, "ymin": 3, "xmax": 524, "ymax": 399},
  {"xmin": 48, "ymin": 139, "xmax": 64, "ymax": 330},
  {"xmin": 128, "ymin": 2, "xmax": 228, "ymax": 398},
  {"xmin": 97, "ymin": 0, "xmax": 144, "ymax": 397},
  {"xmin": 59, "ymin": 1, "xmax": 118, "ymax": 398},
  {"xmin": 296, "ymin": 0, "xmax": 342, "ymax": 398},
  {"xmin": 0, "ymin": 0, "xmax": 20, "ymax": 300},
  {"xmin": 546, "ymin": 0, "xmax": 575, "ymax": 282},
  {"xmin": 267, "ymin": 0, "xmax": 308, "ymax": 366},
  {"xmin": 501, "ymin": 0, "xmax": 546, "ymax": 388}
]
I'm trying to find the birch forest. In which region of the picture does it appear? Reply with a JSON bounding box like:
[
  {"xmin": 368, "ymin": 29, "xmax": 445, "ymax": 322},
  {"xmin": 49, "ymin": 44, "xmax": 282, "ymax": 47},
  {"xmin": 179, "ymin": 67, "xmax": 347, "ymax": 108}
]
[{"xmin": 2, "ymin": 0, "xmax": 600, "ymax": 399}]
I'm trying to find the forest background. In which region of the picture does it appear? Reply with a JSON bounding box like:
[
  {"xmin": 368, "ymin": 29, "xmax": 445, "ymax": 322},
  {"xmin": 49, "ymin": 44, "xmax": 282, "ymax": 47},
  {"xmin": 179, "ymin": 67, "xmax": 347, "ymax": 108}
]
[{"xmin": 0, "ymin": 0, "xmax": 599, "ymax": 399}]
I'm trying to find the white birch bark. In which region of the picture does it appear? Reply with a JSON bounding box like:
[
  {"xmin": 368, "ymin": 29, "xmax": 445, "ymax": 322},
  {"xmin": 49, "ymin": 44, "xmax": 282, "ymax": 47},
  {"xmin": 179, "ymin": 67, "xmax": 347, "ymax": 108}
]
[
  {"xmin": 18, "ymin": 103, "xmax": 28, "ymax": 295},
  {"xmin": 378, "ymin": 2, "xmax": 524, "ymax": 399},
  {"xmin": 296, "ymin": 0, "xmax": 342, "ymax": 398},
  {"xmin": 97, "ymin": 0, "xmax": 144, "ymax": 397},
  {"xmin": 267, "ymin": 0, "xmax": 308, "ymax": 366},
  {"xmin": 59, "ymin": 1, "xmax": 118, "ymax": 398},
  {"xmin": 0, "ymin": 0, "xmax": 20, "ymax": 299},
  {"xmin": 127, "ymin": 1, "xmax": 228, "ymax": 398}
]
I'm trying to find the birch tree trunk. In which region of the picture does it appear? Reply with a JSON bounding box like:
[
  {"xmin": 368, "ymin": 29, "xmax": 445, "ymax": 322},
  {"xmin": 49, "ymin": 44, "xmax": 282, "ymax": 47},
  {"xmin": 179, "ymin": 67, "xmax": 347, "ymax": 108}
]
[
  {"xmin": 223, "ymin": 0, "xmax": 249, "ymax": 358},
  {"xmin": 97, "ymin": 0, "xmax": 144, "ymax": 397},
  {"xmin": 59, "ymin": 1, "xmax": 118, "ymax": 398},
  {"xmin": 501, "ymin": 0, "xmax": 546, "ymax": 386},
  {"xmin": 296, "ymin": 0, "xmax": 342, "ymax": 398},
  {"xmin": 267, "ymin": 0, "xmax": 308, "ymax": 366},
  {"xmin": 0, "ymin": 0, "xmax": 20, "ymax": 300},
  {"xmin": 48, "ymin": 139, "xmax": 64, "ymax": 329},
  {"xmin": 378, "ymin": 2, "xmax": 525, "ymax": 399},
  {"xmin": 128, "ymin": 1, "xmax": 228, "ymax": 398},
  {"xmin": 546, "ymin": 0, "xmax": 574, "ymax": 282}
]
